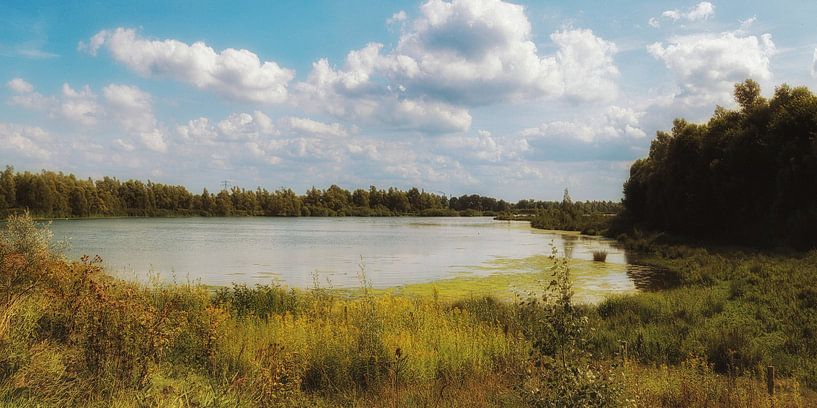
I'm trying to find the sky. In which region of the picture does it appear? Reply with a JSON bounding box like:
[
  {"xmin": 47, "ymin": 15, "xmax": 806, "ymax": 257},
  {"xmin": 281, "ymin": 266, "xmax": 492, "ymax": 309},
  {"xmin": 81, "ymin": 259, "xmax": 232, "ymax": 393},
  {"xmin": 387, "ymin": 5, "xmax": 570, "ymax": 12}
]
[{"xmin": 1, "ymin": 0, "xmax": 816, "ymax": 201}]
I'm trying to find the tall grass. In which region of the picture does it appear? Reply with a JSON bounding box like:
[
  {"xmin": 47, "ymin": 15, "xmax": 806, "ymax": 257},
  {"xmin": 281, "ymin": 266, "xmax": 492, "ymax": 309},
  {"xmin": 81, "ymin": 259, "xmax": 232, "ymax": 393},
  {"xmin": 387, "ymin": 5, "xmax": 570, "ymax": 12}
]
[
  {"xmin": 592, "ymin": 249, "xmax": 608, "ymax": 262},
  {"xmin": 0, "ymin": 214, "xmax": 808, "ymax": 406}
]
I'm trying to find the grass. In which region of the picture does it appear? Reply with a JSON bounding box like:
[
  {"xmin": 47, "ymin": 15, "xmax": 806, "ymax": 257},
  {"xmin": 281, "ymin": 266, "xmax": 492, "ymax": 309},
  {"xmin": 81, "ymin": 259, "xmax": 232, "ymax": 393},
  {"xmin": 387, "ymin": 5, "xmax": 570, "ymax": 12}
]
[
  {"xmin": 593, "ymin": 249, "xmax": 608, "ymax": 262},
  {"xmin": 0, "ymin": 213, "xmax": 812, "ymax": 406},
  {"xmin": 595, "ymin": 233, "xmax": 817, "ymax": 389}
]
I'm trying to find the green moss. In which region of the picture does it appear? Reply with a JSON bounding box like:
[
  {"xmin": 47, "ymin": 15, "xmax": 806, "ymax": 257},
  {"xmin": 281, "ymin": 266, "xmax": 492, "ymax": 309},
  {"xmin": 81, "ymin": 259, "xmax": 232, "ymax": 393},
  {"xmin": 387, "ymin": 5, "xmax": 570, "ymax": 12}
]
[{"xmin": 385, "ymin": 256, "xmax": 637, "ymax": 304}]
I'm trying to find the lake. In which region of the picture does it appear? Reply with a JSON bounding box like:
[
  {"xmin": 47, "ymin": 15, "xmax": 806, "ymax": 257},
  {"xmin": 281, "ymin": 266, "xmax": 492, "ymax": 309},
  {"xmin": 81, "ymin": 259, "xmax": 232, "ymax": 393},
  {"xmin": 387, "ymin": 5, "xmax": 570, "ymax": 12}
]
[{"xmin": 45, "ymin": 217, "xmax": 663, "ymax": 300}]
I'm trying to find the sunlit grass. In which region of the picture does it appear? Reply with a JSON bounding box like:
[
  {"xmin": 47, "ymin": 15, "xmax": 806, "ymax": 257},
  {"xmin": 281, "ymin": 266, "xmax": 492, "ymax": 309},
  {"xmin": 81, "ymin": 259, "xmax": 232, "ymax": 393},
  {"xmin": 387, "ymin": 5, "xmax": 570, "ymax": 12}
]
[
  {"xmin": 385, "ymin": 256, "xmax": 637, "ymax": 303},
  {"xmin": 1, "ymin": 213, "xmax": 812, "ymax": 407}
]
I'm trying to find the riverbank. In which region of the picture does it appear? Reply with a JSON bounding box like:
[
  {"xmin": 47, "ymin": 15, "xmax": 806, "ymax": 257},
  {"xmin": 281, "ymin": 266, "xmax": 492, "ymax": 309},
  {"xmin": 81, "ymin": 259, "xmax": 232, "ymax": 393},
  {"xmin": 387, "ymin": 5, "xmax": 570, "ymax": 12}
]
[
  {"xmin": 596, "ymin": 234, "xmax": 817, "ymax": 389},
  {"xmin": 2, "ymin": 213, "xmax": 813, "ymax": 406}
]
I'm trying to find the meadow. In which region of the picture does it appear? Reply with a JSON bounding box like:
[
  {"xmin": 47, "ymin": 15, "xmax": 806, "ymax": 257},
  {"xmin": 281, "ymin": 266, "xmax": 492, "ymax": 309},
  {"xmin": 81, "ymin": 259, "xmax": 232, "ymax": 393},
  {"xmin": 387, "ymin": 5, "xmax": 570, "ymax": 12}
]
[{"xmin": 1, "ymin": 213, "xmax": 812, "ymax": 407}]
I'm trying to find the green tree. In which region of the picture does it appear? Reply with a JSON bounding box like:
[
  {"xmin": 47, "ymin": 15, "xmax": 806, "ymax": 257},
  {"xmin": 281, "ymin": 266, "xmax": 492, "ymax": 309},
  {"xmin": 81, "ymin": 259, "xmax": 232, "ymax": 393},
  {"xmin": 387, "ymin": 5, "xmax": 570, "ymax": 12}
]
[
  {"xmin": 0, "ymin": 166, "xmax": 15, "ymax": 209},
  {"xmin": 622, "ymin": 79, "xmax": 817, "ymax": 248}
]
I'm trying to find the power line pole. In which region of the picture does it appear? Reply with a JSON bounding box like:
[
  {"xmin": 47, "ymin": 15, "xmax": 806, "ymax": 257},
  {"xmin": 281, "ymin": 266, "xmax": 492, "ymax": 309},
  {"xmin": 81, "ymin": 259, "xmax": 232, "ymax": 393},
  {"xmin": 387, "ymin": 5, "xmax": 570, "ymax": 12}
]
[{"xmin": 221, "ymin": 180, "xmax": 230, "ymax": 191}]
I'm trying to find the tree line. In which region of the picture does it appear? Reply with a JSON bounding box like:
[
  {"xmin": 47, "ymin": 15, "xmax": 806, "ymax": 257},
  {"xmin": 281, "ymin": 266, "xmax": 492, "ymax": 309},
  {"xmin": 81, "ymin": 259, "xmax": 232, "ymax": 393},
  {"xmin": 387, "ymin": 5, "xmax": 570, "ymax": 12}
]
[
  {"xmin": 621, "ymin": 79, "xmax": 817, "ymax": 249},
  {"xmin": 0, "ymin": 166, "xmax": 614, "ymax": 219},
  {"xmin": 524, "ymin": 189, "xmax": 620, "ymax": 235}
]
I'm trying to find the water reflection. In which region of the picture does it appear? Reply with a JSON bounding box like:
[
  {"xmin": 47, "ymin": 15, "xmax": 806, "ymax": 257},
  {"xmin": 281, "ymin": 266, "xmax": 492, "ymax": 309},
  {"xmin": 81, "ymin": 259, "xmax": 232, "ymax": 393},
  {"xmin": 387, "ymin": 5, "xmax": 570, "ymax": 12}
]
[{"xmin": 46, "ymin": 217, "xmax": 668, "ymax": 296}]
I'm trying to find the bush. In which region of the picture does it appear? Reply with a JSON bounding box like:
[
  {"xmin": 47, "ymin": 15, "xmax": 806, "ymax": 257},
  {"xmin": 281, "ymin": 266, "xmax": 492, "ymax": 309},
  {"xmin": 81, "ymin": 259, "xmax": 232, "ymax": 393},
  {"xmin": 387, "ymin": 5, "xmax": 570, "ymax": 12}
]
[{"xmin": 519, "ymin": 252, "xmax": 622, "ymax": 406}]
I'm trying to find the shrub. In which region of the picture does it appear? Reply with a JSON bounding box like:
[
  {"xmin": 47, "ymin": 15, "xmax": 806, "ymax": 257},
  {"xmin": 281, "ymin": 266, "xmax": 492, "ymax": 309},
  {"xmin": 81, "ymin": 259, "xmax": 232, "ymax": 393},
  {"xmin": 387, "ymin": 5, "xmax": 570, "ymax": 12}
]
[{"xmin": 519, "ymin": 250, "xmax": 622, "ymax": 406}]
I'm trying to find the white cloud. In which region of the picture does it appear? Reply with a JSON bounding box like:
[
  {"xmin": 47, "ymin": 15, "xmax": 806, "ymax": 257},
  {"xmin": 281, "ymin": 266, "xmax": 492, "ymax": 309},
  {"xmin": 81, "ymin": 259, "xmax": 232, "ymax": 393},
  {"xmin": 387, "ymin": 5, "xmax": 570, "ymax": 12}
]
[
  {"xmin": 138, "ymin": 129, "xmax": 168, "ymax": 154},
  {"xmin": 346, "ymin": 140, "xmax": 379, "ymax": 159},
  {"xmin": 176, "ymin": 117, "xmax": 217, "ymax": 145},
  {"xmin": 661, "ymin": 1, "xmax": 715, "ymax": 22},
  {"xmin": 6, "ymin": 77, "xmax": 52, "ymax": 110},
  {"xmin": 114, "ymin": 138, "xmax": 136, "ymax": 152},
  {"xmin": 389, "ymin": 0, "xmax": 619, "ymax": 104},
  {"xmin": 739, "ymin": 17, "xmax": 757, "ymax": 32},
  {"xmin": 387, "ymin": 10, "xmax": 407, "ymax": 24},
  {"xmin": 286, "ymin": 117, "xmax": 348, "ymax": 137},
  {"xmin": 295, "ymin": 49, "xmax": 472, "ymax": 132},
  {"xmin": 295, "ymin": 0, "xmax": 618, "ymax": 133},
  {"xmin": 438, "ymin": 129, "xmax": 529, "ymax": 163},
  {"xmin": 6, "ymin": 78, "xmax": 34, "ymax": 93},
  {"xmin": 84, "ymin": 28, "xmax": 295, "ymax": 103},
  {"xmin": 76, "ymin": 3, "xmax": 618, "ymax": 136},
  {"xmin": 7, "ymin": 88, "xmax": 53, "ymax": 111},
  {"xmin": 175, "ymin": 112, "xmax": 354, "ymax": 167},
  {"xmin": 6, "ymin": 78, "xmax": 101, "ymax": 125},
  {"xmin": 550, "ymin": 29, "xmax": 619, "ymax": 103},
  {"xmin": 177, "ymin": 111, "xmax": 279, "ymax": 145},
  {"xmin": 648, "ymin": 18, "xmax": 660, "ymax": 28},
  {"xmin": 522, "ymin": 106, "xmax": 646, "ymax": 143},
  {"xmin": 77, "ymin": 31, "xmax": 108, "ymax": 55},
  {"xmin": 216, "ymin": 111, "xmax": 278, "ymax": 141},
  {"xmin": 812, "ymin": 48, "xmax": 817, "ymax": 78},
  {"xmin": 103, "ymin": 84, "xmax": 167, "ymax": 152},
  {"xmin": 648, "ymin": 29, "xmax": 775, "ymax": 106},
  {"xmin": 0, "ymin": 122, "xmax": 54, "ymax": 160},
  {"xmin": 59, "ymin": 84, "xmax": 100, "ymax": 126},
  {"xmin": 384, "ymin": 98, "xmax": 472, "ymax": 132}
]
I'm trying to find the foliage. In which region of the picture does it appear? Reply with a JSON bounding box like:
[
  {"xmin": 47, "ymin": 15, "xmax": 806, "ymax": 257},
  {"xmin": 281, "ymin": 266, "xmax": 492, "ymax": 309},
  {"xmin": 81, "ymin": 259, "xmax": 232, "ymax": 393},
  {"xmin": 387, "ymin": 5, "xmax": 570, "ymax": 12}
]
[
  {"xmin": 592, "ymin": 236, "xmax": 817, "ymax": 389},
  {"xmin": 0, "ymin": 166, "xmax": 626, "ymax": 226},
  {"xmin": 621, "ymin": 79, "xmax": 817, "ymax": 249},
  {"xmin": 0, "ymin": 215, "xmax": 810, "ymax": 406},
  {"xmin": 511, "ymin": 190, "xmax": 620, "ymax": 235},
  {"xmin": 518, "ymin": 250, "xmax": 622, "ymax": 407}
]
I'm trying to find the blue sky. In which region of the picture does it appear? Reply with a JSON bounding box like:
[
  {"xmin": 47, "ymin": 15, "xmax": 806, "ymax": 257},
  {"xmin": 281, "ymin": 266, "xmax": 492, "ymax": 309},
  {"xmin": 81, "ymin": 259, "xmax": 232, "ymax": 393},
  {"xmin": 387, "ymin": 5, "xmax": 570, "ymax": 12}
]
[{"xmin": 2, "ymin": 0, "xmax": 816, "ymax": 200}]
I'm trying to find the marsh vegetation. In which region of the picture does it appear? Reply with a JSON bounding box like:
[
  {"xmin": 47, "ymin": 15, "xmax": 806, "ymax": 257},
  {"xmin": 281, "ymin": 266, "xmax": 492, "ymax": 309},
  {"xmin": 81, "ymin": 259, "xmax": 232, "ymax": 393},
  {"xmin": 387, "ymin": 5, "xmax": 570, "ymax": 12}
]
[{"xmin": 0, "ymin": 214, "xmax": 810, "ymax": 407}]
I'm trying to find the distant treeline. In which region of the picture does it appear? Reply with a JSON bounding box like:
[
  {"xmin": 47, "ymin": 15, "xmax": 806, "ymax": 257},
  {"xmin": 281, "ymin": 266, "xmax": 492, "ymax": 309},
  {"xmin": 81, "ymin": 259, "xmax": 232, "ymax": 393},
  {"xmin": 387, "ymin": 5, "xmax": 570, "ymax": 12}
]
[
  {"xmin": 0, "ymin": 166, "xmax": 617, "ymax": 219},
  {"xmin": 622, "ymin": 79, "xmax": 817, "ymax": 248},
  {"xmin": 515, "ymin": 190, "xmax": 620, "ymax": 235}
]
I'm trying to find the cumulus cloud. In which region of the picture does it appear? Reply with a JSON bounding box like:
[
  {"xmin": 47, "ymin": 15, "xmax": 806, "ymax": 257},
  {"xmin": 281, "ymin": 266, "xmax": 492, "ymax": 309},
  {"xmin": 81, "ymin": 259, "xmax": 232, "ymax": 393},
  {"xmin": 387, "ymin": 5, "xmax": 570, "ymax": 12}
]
[
  {"xmin": 387, "ymin": 10, "xmax": 407, "ymax": 24},
  {"xmin": 286, "ymin": 117, "xmax": 348, "ymax": 137},
  {"xmin": 103, "ymin": 84, "xmax": 167, "ymax": 152},
  {"xmin": 522, "ymin": 106, "xmax": 646, "ymax": 144},
  {"xmin": 0, "ymin": 122, "xmax": 54, "ymax": 160},
  {"xmin": 6, "ymin": 78, "xmax": 34, "ymax": 93},
  {"xmin": 74, "ymin": 2, "xmax": 619, "ymax": 135},
  {"xmin": 6, "ymin": 78, "xmax": 102, "ymax": 125},
  {"xmin": 7, "ymin": 87, "xmax": 53, "ymax": 111},
  {"xmin": 438, "ymin": 129, "xmax": 529, "ymax": 163},
  {"xmin": 5, "ymin": 79, "xmax": 170, "ymax": 149},
  {"xmin": 550, "ymin": 29, "xmax": 620, "ymax": 103},
  {"xmin": 661, "ymin": 2, "xmax": 715, "ymax": 23},
  {"xmin": 59, "ymin": 84, "xmax": 100, "ymax": 126},
  {"xmin": 294, "ymin": 48, "xmax": 472, "ymax": 132},
  {"xmin": 648, "ymin": 28, "xmax": 775, "ymax": 106},
  {"xmin": 389, "ymin": 0, "xmax": 618, "ymax": 104},
  {"xmin": 5, "ymin": 80, "xmax": 172, "ymax": 156},
  {"xmin": 83, "ymin": 28, "xmax": 295, "ymax": 103},
  {"xmin": 295, "ymin": 0, "xmax": 618, "ymax": 132},
  {"xmin": 6, "ymin": 77, "xmax": 52, "ymax": 110},
  {"xmin": 175, "ymin": 112, "xmax": 355, "ymax": 167}
]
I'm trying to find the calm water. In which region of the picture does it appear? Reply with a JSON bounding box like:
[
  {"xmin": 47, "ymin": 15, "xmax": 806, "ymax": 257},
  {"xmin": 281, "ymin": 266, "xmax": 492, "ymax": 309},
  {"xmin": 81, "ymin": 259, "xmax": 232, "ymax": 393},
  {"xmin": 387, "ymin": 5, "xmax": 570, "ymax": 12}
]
[{"xmin": 45, "ymin": 217, "xmax": 660, "ymax": 293}]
